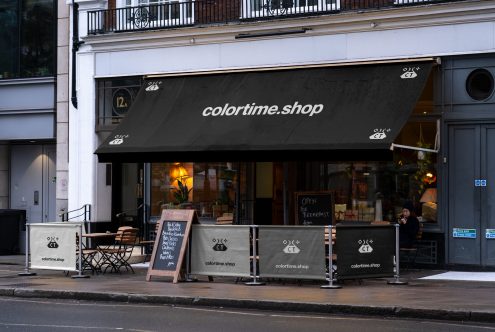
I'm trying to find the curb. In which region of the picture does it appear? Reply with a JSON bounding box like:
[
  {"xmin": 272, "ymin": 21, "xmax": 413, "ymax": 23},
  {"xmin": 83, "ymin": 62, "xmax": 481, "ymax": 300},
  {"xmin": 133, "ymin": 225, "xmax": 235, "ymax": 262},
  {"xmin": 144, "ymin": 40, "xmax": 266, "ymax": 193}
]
[{"xmin": 1, "ymin": 288, "xmax": 494, "ymax": 323}]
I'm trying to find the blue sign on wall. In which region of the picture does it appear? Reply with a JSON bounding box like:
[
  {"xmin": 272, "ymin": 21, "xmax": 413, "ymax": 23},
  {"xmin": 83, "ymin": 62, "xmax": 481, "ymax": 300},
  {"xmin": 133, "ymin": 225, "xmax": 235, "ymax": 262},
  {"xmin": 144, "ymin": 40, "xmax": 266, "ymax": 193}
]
[
  {"xmin": 453, "ymin": 228, "xmax": 476, "ymax": 239},
  {"xmin": 486, "ymin": 229, "xmax": 495, "ymax": 239}
]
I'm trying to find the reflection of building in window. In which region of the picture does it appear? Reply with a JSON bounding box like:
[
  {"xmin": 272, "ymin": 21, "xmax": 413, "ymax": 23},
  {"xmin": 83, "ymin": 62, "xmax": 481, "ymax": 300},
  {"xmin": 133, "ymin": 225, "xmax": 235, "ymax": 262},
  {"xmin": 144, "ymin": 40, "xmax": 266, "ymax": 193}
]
[{"xmin": 150, "ymin": 162, "xmax": 239, "ymax": 221}]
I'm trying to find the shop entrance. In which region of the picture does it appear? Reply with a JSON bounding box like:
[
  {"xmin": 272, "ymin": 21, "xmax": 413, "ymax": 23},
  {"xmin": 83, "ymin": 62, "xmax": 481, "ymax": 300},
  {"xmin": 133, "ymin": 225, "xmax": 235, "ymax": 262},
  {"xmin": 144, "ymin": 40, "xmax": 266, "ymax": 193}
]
[
  {"xmin": 112, "ymin": 163, "xmax": 144, "ymax": 230},
  {"xmin": 447, "ymin": 124, "xmax": 495, "ymax": 266}
]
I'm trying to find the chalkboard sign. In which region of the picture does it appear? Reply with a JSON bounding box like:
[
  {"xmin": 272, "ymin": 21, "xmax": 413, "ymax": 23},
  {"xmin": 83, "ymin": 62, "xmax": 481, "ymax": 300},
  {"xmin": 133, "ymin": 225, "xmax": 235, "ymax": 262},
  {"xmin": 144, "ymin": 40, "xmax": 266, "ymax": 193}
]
[
  {"xmin": 146, "ymin": 209, "xmax": 198, "ymax": 283},
  {"xmin": 295, "ymin": 191, "xmax": 334, "ymax": 226}
]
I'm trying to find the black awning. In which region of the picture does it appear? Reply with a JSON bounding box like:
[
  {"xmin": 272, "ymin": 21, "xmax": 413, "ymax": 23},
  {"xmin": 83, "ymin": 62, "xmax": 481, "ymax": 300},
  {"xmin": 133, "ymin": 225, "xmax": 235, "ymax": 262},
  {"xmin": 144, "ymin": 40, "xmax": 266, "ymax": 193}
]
[{"xmin": 96, "ymin": 61, "xmax": 432, "ymax": 162}]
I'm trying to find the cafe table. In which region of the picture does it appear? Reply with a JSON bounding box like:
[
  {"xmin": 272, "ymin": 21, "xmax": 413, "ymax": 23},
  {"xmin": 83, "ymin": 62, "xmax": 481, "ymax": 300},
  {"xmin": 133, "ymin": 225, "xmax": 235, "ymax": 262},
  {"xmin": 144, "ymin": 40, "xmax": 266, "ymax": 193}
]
[{"xmin": 81, "ymin": 232, "xmax": 117, "ymax": 273}]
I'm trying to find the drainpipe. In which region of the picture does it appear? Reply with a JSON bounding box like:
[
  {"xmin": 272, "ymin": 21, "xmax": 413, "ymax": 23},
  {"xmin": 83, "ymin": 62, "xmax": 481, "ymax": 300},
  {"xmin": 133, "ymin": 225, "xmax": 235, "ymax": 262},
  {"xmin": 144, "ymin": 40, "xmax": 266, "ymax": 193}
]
[{"xmin": 71, "ymin": 0, "xmax": 84, "ymax": 109}]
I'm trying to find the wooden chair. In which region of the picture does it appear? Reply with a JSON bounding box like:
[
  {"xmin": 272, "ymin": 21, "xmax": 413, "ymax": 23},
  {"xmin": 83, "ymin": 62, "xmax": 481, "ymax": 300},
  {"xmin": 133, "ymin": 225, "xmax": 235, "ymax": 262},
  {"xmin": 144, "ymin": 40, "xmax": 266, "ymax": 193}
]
[
  {"xmin": 99, "ymin": 227, "xmax": 139, "ymax": 273},
  {"xmin": 216, "ymin": 213, "xmax": 233, "ymax": 225},
  {"xmin": 139, "ymin": 223, "xmax": 160, "ymax": 261}
]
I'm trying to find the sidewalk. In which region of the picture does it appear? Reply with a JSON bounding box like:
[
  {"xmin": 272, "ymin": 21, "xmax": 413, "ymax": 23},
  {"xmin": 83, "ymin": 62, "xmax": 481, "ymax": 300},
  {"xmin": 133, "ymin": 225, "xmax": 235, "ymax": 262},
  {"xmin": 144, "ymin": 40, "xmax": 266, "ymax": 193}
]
[{"xmin": 0, "ymin": 255, "xmax": 494, "ymax": 323}]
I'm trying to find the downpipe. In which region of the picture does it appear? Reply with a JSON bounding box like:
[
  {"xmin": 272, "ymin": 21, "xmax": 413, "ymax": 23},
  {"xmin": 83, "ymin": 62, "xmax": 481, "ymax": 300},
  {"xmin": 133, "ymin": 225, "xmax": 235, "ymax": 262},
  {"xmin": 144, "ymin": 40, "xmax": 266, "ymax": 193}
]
[{"xmin": 71, "ymin": 0, "xmax": 84, "ymax": 109}]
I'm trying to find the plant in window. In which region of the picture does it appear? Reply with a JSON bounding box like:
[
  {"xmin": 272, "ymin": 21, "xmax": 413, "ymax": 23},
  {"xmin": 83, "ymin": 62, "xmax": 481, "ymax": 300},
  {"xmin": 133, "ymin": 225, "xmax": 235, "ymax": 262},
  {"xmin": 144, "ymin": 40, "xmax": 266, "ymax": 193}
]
[{"xmin": 172, "ymin": 180, "xmax": 192, "ymax": 204}]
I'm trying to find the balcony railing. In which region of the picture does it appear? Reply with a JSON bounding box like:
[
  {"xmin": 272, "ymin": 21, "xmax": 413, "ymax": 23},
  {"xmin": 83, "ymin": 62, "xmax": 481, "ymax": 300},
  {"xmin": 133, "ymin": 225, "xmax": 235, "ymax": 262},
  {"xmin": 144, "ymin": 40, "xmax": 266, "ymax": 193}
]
[{"xmin": 88, "ymin": 0, "xmax": 468, "ymax": 35}]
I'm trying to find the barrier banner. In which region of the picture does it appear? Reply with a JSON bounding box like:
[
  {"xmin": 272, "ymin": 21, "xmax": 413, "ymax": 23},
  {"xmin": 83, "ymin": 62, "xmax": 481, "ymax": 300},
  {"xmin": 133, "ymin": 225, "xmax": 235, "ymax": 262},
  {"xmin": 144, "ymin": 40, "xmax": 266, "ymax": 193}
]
[
  {"xmin": 191, "ymin": 225, "xmax": 250, "ymax": 277},
  {"xmin": 336, "ymin": 224, "xmax": 395, "ymax": 280},
  {"xmin": 258, "ymin": 226, "xmax": 326, "ymax": 280},
  {"xmin": 29, "ymin": 223, "xmax": 80, "ymax": 271}
]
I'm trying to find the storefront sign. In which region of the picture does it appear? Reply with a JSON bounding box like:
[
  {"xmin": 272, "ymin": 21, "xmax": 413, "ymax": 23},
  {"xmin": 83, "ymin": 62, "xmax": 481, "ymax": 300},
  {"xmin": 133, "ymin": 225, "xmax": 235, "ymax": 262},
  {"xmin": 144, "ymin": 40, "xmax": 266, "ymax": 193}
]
[
  {"xmin": 452, "ymin": 228, "xmax": 477, "ymax": 239},
  {"xmin": 190, "ymin": 225, "xmax": 250, "ymax": 277},
  {"xmin": 258, "ymin": 226, "xmax": 326, "ymax": 280},
  {"xmin": 147, "ymin": 209, "xmax": 197, "ymax": 283},
  {"xmin": 29, "ymin": 223, "xmax": 80, "ymax": 271},
  {"xmin": 112, "ymin": 88, "xmax": 132, "ymax": 116},
  {"xmin": 335, "ymin": 225, "xmax": 395, "ymax": 280},
  {"xmin": 485, "ymin": 229, "xmax": 495, "ymax": 239},
  {"xmin": 295, "ymin": 192, "xmax": 334, "ymax": 226}
]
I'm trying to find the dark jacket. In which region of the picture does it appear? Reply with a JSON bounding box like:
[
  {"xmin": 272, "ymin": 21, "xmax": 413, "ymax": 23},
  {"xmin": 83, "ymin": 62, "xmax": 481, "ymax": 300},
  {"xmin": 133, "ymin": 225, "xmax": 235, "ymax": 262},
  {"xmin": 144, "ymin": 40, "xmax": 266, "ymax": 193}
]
[{"xmin": 399, "ymin": 215, "xmax": 420, "ymax": 248}]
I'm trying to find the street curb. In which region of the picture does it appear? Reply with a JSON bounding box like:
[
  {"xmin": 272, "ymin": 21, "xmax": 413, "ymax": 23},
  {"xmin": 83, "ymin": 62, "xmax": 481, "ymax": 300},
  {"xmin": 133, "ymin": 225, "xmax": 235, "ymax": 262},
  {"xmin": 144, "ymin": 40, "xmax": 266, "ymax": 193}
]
[{"xmin": 1, "ymin": 288, "xmax": 494, "ymax": 323}]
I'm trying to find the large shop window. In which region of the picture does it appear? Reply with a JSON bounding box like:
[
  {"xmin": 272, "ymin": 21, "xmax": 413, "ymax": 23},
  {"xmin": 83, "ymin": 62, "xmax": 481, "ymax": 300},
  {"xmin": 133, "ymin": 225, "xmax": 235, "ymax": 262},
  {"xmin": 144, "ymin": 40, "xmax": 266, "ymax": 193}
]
[{"xmin": 150, "ymin": 162, "xmax": 254, "ymax": 224}]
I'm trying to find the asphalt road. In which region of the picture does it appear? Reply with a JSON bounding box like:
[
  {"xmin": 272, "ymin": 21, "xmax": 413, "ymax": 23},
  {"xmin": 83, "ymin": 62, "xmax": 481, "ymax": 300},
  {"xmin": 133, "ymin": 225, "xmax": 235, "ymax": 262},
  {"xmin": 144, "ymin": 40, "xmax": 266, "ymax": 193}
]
[{"xmin": 0, "ymin": 297, "xmax": 494, "ymax": 332}]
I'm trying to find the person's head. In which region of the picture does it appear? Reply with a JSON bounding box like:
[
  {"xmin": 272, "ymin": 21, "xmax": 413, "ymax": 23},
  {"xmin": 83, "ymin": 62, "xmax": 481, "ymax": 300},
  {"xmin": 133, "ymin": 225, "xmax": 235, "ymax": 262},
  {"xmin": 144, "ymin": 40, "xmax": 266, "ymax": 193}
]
[
  {"xmin": 402, "ymin": 201, "xmax": 415, "ymax": 217},
  {"xmin": 402, "ymin": 208, "xmax": 411, "ymax": 218}
]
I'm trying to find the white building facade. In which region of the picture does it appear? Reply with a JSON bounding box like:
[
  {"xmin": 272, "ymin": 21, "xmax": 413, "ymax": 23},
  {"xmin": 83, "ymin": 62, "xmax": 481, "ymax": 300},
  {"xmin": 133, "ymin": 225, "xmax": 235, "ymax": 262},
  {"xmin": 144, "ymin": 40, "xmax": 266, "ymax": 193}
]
[{"xmin": 69, "ymin": 0, "xmax": 495, "ymax": 268}]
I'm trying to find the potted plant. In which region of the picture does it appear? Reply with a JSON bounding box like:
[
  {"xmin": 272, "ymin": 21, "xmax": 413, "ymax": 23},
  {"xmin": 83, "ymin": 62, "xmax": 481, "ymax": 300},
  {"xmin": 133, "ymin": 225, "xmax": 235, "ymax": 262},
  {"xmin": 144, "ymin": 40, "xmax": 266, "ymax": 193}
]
[{"xmin": 172, "ymin": 180, "xmax": 192, "ymax": 206}]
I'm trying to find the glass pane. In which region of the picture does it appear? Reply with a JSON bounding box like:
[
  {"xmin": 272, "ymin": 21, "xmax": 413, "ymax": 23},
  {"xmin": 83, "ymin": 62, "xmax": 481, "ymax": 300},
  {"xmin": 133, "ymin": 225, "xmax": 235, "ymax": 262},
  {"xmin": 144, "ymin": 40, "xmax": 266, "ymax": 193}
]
[
  {"xmin": 0, "ymin": 0, "xmax": 19, "ymax": 79},
  {"xmin": 20, "ymin": 0, "xmax": 55, "ymax": 78},
  {"xmin": 150, "ymin": 162, "xmax": 242, "ymax": 224}
]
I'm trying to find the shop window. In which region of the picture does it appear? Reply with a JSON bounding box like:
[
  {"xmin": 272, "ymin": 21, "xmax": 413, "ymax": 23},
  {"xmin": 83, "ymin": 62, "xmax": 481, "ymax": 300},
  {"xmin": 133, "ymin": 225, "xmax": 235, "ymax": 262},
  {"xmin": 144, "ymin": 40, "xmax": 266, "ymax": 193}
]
[
  {"xmin": 150, "ymin": 162, "xmax": 247, "ymax": 224},
  {"xmin": 314, "ymin": 119, "xmax": 438, "ymax": 225},
  {"xmin": 95, "ymin": 77, "xmax": 143, "ymax": 131},
  {"xmin": 466, "ymin": 68, "xmax": 494, "ymax": 101}
]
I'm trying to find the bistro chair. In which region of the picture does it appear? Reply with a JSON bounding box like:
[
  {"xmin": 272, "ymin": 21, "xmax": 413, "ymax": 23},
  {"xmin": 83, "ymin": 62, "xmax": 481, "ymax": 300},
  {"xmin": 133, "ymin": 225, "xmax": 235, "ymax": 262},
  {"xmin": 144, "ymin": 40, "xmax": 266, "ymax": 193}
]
[
  {"xmin": 98, "ymin": 227, "xmax": 139, "ymax": 273},
  {"xmin": 139, "ymin": 222, "xmax": 160, "ymax": 262}
]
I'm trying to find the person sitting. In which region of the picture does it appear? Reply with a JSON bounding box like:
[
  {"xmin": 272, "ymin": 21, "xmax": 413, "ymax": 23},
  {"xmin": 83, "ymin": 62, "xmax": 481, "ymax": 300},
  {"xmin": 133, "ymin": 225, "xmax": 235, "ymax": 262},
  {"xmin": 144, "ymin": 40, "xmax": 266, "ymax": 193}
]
[{"xmin": 398, "ymin": 201, "xmax": 420, "ymax": 248}]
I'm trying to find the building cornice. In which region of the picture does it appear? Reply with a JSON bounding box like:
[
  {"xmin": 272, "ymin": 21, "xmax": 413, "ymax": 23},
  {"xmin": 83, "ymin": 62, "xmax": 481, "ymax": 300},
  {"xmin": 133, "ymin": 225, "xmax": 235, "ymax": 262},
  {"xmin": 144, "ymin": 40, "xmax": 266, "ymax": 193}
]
[{"xmin": 81, "ymin": 0, "xmax": 495, "ymax": 53}]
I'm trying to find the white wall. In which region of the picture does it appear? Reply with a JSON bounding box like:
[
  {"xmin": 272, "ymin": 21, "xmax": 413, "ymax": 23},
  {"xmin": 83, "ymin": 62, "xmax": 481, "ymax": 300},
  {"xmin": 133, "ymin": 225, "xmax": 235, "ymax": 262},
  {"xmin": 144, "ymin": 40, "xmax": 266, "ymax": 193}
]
[{"xmin": 92, "ymin": 20, "xmax": 495, "ymax": 78}]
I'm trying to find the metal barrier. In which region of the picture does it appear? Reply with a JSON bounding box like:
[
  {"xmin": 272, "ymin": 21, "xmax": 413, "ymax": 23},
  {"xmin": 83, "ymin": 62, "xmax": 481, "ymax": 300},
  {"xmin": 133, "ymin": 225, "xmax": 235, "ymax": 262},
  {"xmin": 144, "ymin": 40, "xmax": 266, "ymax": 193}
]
[
  {"xmin": 186, "ymin": 224, "xmax": 406, "ymax": 287},
  {"xmin": 19, "ymin": 222, "xmax": 89, "ymax": 279}
]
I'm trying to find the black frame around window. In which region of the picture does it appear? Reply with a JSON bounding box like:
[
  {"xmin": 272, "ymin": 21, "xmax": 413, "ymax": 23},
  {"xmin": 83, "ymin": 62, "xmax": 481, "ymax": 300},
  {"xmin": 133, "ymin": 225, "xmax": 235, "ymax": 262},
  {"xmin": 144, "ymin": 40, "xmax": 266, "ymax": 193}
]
[
  {"xmin": 95, "ymin": 76, "xmax": 144, "ymax": 131},
  {"xmin": 0, "ymin": 0, "xmax": 56, "ymax": 80}
]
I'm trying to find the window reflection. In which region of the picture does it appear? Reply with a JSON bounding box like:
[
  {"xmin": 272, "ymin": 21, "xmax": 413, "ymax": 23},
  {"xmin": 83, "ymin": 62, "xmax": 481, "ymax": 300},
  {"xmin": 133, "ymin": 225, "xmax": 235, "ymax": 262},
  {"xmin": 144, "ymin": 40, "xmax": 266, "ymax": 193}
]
[
  {"xmin": 151, "ymin": 162, "xmax": 239, "ymax": 224},
  {"xmin": 0, "ymin": 0, "xmax": 54, "ymax": 80}
]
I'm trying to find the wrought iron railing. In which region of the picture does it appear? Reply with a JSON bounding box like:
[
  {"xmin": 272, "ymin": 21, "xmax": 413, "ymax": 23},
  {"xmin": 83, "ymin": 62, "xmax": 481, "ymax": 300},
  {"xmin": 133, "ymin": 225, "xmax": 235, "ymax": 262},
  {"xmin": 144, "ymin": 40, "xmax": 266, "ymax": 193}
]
[
  {"xmin": 60, "ymin": 204, "xmax": 91, "ymax": 222},
  {"xmin": 88, "ymin": 0, "xmax": 468, "ymax": 35}
]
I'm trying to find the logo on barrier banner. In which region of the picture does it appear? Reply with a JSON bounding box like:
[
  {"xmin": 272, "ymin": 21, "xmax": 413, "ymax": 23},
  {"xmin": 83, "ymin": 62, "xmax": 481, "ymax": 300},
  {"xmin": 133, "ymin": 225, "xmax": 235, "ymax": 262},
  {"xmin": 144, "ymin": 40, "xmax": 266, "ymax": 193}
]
[
  {"xmin": 358, "ymin": 239, "xmax": 373, "ymax": 254},
  {"xmin": 47, "ymin": 236, "xmax": 59, "ymax": 249},
  {"xmin": 283, "ymin": 240, "xmax": 301, "ymax": 254},
  {"xmin": 212, "ymin": 238, "xmax": 228, "ymax": 251}
]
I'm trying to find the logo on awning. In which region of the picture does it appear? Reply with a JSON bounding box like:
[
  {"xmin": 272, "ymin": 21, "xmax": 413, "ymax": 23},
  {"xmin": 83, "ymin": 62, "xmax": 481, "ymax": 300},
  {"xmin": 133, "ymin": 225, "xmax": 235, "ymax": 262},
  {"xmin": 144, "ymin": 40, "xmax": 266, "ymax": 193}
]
[
  {"xmin": 145, "ymin": 81, "xmax": 162, "ymax": 92},
  {"xmin": 369, "ymin": 128, "xmax": 390, "ymax": 140},
  {"xmin": 109, "ymin": 134, "xmax": 129, "ymax": 145},
  {"xmin": 400, "ymin": 67, "xmax": 420, "ymax": 79}
]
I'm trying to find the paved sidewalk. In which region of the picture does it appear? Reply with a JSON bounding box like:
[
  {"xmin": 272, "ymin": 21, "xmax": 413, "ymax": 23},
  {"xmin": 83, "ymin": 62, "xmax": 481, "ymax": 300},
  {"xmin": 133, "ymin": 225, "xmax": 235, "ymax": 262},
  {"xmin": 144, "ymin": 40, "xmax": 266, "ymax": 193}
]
[{"xmin": 0, "ymin": 255, "xmax": 494, "ymax": 323}]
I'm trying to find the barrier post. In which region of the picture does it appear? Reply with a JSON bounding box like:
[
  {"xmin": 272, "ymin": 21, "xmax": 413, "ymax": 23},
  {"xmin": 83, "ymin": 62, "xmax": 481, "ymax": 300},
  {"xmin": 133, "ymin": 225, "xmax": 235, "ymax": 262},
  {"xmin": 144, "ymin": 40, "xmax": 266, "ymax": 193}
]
[
  {"xmin": 72, "ymin": 224, "xmax": 90, "ymax": 279},
  {"xmin": 245, "ymin": 225, "xmax": 264, "ymax": 286},
  {"xmin": 321, "ymin": 225, "xmax": 341, "ymax": 289},
  {"xmin": 387, "ymin": 223, "xmax": 407, "ymax": 285},
  {"xmin": 18, "ymin": 224, "xmax": 36, "ymax": 276},
  {"xmin": 184, "ymin": 239, "xmax": 197, "ymax": 282}
]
